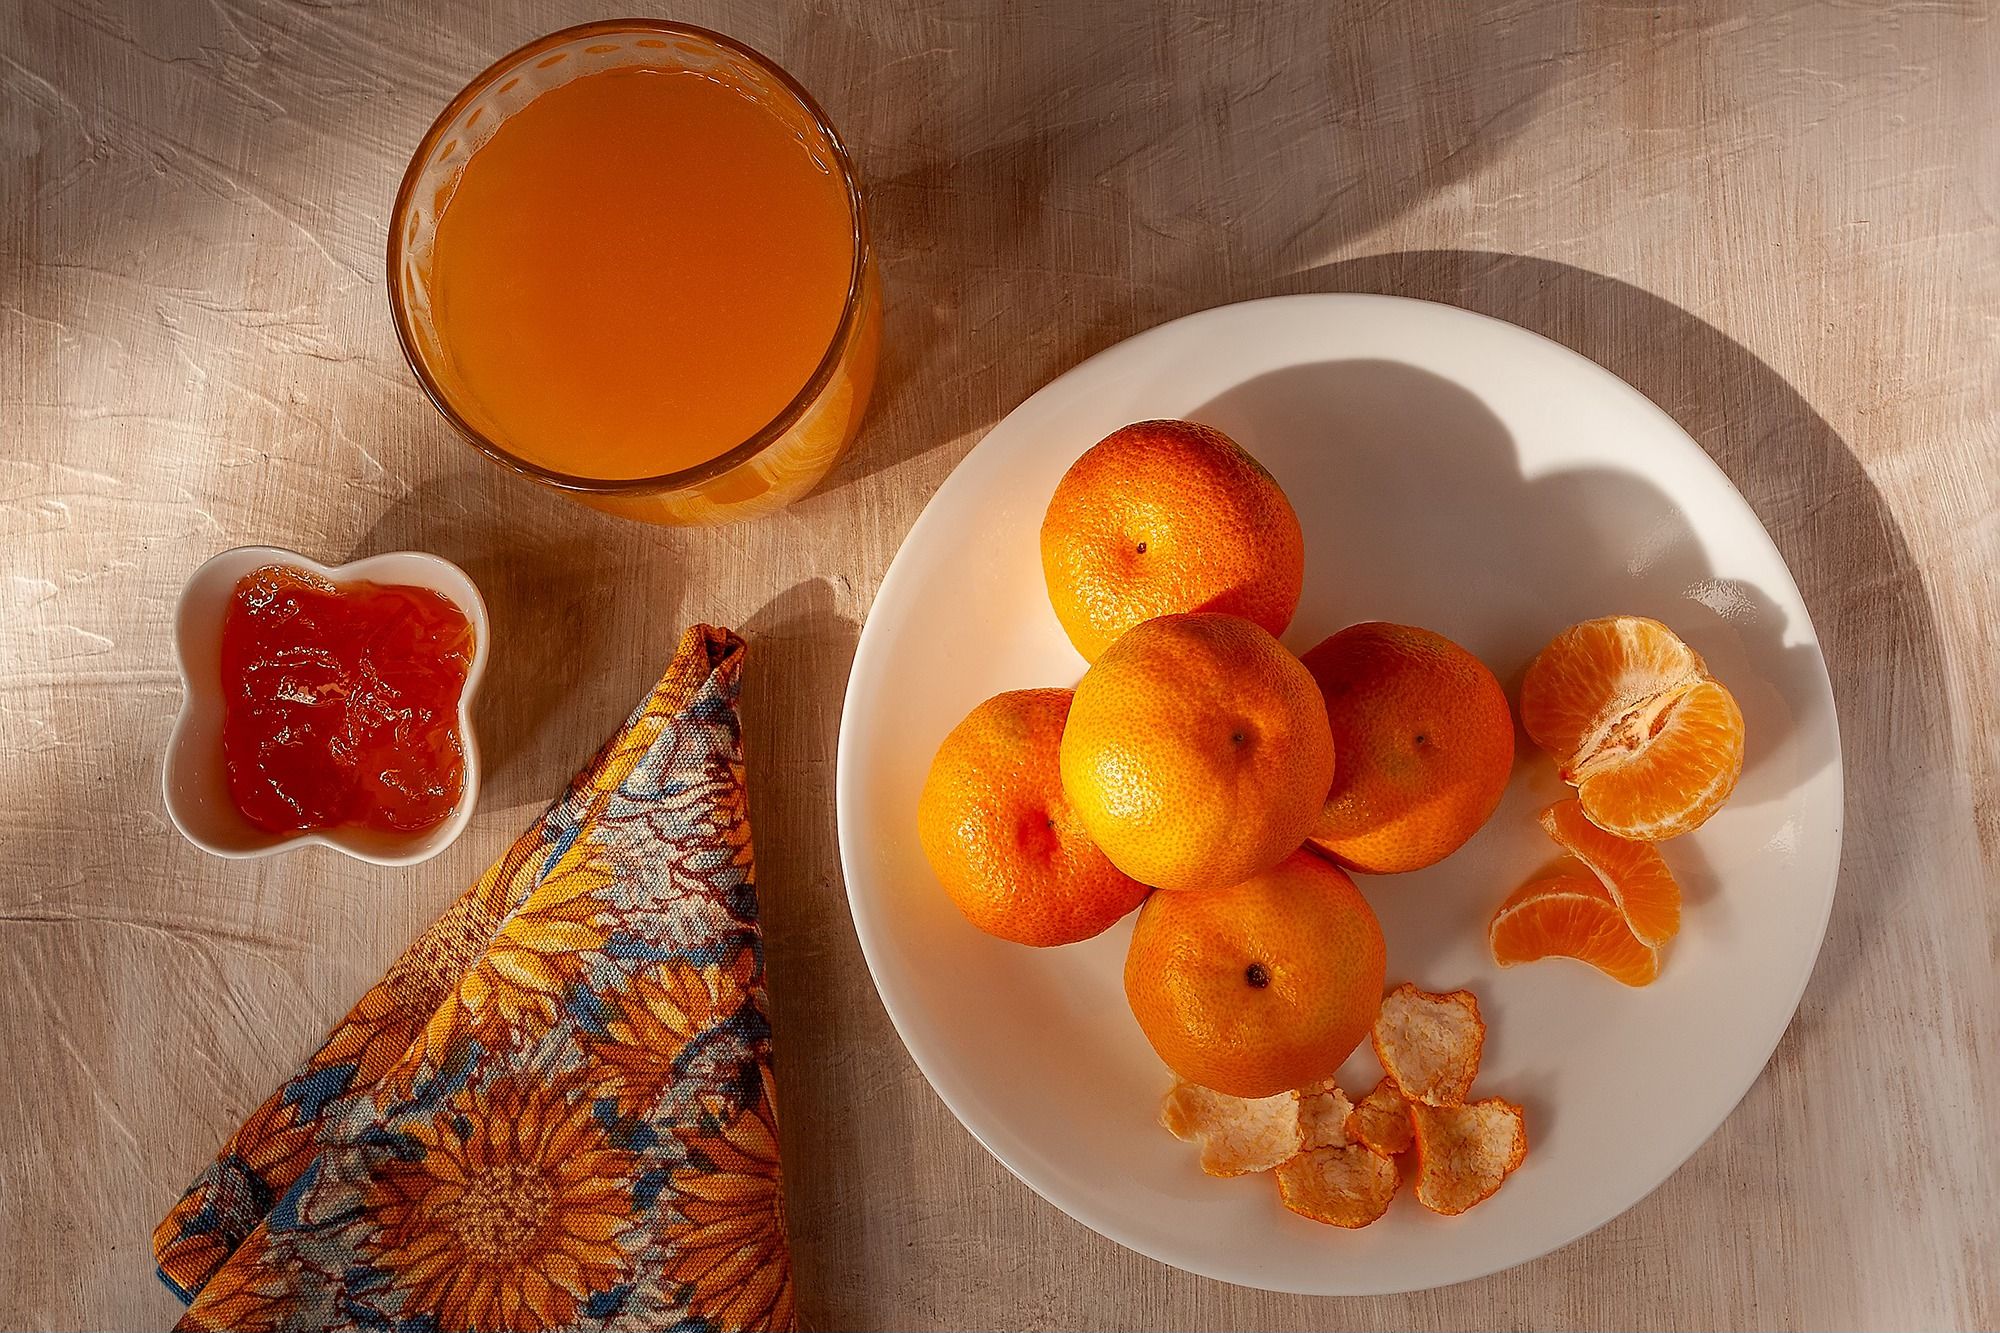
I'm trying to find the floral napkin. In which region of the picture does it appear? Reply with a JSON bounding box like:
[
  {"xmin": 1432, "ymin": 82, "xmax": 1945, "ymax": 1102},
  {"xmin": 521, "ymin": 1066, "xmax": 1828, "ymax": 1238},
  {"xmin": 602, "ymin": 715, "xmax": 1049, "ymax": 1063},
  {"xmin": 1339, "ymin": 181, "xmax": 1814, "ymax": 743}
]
[{"xmin": 153, "ymin": 625, "xmax": 794, "ymax": 1332}]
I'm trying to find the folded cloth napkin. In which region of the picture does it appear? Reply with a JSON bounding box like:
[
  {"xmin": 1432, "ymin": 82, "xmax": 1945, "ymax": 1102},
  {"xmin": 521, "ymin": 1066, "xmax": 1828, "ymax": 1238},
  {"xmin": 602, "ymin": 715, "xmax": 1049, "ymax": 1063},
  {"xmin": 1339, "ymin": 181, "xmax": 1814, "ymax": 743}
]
[{"xmin": 153, "ymin": 626, "xmax": 794, "ymax": 1332}]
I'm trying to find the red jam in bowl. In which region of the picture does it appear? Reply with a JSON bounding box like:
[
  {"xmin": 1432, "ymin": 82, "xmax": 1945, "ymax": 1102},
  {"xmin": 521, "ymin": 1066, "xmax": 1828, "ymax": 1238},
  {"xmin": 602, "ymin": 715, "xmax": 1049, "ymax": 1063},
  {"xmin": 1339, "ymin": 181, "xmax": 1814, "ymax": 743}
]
[{"xmin": 220, "ymin": 564, "xmax": 475, "ymax": 835}]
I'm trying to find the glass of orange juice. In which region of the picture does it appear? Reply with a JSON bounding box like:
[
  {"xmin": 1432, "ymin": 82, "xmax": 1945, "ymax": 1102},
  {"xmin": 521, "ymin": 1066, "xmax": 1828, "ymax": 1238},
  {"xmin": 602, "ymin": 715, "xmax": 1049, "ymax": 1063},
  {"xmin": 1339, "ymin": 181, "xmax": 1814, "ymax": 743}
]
[{"xmin": 389, "ymin": 21, "xmax": 881, "ymax": 525}]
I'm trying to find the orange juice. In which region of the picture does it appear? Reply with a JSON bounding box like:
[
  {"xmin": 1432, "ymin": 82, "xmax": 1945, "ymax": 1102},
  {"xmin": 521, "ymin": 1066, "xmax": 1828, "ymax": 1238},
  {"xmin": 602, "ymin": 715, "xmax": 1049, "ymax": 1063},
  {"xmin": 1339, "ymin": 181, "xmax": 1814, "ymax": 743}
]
[{"xmin": 426, "ymin": 62, "xmax": 858, "ymax": 481}]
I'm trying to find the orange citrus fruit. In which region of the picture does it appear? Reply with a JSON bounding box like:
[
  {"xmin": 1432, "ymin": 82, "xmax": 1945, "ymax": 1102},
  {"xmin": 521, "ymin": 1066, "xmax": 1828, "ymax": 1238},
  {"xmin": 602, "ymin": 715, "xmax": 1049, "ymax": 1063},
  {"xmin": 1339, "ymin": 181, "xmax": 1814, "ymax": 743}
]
[
  {"xmin": 1487, "ymin": 869, "xmax": 1660, "ymax": 986},
  {"xmin": 1300, "ymin": 622, "xmax": 1514, "ymax": 874},
  {"xmin": 1124, "ymin": 849, "xmax": 1386, "ymax": 1097},
  {"xmin": 1040, "ymin": 419, "xmax": 1304, "ymax": 662},
  {"xmin": 918, "ymin": 688, "xmax": 1149, "ymax": 946},
  {"xmin": 1539, "ymin": 797, "xmax": 1681, "ymax": 946},
  {"xmin": 1060, "ymin": 612, "xmax": 1334, "ymax": 892},
  {"xmin": 1519, "ymin": 615, "xmax": 1744, "ymax": 840}
]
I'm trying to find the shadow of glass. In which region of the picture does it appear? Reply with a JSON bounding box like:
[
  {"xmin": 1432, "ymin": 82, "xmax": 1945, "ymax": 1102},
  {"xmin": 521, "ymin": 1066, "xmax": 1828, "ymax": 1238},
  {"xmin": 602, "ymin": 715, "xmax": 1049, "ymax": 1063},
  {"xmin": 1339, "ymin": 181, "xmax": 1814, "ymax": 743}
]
[
  {"xmin": 1194, "ymin": 359, "xmax": 1832, "ymax": 786},
  {"xmin": 1269, "ymin": 253, "xmax": 1950, "ymax": 1021},
  {"xmin": 804, "ymin": 2, "xmax": 1587, "ymax": 496},
  {"xmin": 346, "ymin": 465, "xmax": 680, "ymax": 813},
  {"xmin": 1186, "ymin": 358, "xmax": 1839, "ymax": 991}
]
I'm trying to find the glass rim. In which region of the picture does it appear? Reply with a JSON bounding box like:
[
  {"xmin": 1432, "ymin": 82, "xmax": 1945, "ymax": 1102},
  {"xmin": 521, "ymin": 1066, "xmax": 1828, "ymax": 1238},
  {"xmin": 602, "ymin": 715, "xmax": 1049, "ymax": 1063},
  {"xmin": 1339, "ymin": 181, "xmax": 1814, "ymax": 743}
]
[{"xmin": 386, "ymin": 18, "xmax": 872, "ymax": 496}]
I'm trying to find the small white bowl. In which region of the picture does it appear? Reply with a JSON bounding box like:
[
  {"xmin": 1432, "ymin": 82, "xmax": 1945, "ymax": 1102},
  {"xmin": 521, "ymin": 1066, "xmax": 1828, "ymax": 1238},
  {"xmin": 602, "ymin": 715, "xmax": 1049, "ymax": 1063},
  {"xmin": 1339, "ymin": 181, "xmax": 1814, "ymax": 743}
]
[{"xmin": 163, "ymin": 546, "xmax": 490, "ymax": 866}]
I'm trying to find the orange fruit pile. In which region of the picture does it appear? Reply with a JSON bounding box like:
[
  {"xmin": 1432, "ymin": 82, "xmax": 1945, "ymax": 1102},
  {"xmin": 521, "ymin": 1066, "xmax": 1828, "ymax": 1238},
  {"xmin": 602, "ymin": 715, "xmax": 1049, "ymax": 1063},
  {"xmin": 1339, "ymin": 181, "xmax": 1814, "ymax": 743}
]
[
  {"xmin": 916, "ymin": 418, "xmax": 1770, "ymax": 1233},
  {"xmin": 919, "ymin": 418, "xmax": 1417, "ymax": 1110}
]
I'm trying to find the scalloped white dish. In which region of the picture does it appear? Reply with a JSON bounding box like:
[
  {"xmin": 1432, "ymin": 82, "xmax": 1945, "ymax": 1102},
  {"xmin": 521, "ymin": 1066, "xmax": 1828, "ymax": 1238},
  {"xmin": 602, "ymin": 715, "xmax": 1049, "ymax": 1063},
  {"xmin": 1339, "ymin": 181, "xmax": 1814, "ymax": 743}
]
[
  {"xmin": 836, "ymin": 294, "xmax": 1842, "ymax": 1295},
  {"xmin": 163, "ymin": 545, "xmax": 490, "ymax": 867}
]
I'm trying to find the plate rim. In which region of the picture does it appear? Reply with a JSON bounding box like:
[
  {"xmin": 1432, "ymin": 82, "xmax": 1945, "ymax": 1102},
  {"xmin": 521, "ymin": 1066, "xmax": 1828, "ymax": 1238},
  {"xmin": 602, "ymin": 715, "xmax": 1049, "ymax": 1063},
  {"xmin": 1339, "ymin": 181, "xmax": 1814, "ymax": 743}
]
[{"xmin": 833, "ymin": 291, "xmax": 1843, "ymax": 1295}]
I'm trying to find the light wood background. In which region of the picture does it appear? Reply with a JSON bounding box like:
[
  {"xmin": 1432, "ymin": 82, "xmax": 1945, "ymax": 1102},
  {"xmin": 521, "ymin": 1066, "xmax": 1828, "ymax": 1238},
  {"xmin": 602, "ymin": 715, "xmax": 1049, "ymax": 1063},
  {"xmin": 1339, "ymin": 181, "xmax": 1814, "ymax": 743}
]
[{"xmin": 4, "ymin": 2, "xmax": 1996, "ymax": 1328}]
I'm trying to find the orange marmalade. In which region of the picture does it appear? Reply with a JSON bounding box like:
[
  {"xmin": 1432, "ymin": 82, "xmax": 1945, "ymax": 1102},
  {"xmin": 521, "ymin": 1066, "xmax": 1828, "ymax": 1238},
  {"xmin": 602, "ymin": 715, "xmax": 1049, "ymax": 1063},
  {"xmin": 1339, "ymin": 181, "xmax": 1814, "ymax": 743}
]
[{"xmin": 220, "ymin": 565, "xmax": 474, "ymax": 834}]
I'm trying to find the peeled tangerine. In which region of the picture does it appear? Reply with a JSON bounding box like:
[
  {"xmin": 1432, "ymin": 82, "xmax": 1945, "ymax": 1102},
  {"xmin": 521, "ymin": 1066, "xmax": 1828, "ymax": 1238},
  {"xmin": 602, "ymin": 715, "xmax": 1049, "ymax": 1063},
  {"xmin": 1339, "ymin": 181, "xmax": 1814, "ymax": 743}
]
[
  {"xmin": 1540, "ymin": 797, "xmax": 1681, "ymax": 948},
  {"xmin": 1489, "ymin": 870, "xmax": 1662, "ymax": 987},
  {"xmin": 1519, "ymin": 616, "xmax": 1744, "ymax": 841}
]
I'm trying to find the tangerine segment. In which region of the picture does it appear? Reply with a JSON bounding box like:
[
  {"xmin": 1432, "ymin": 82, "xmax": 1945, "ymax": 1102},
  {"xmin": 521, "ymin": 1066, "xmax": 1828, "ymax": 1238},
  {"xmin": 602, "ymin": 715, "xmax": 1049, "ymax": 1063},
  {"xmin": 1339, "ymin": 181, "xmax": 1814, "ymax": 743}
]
[
  {"xmin": 1519, "ymin": 615, "xmax": 1705, "ymax": 769},
  {"xmin": 1488, "ymin": 870, "xmax": 1662, "ymax": 987},
  {"xmin": 1345, "ymin": 1077, "xmax": 1415, "ymax": 1157},
  {"xmin": 1519, "ymin": 616, "xmax": 1744, "ymax": 841},
  {"xmin": 917, "ymin": 689, "xmax": 1150, "ymax": 947},
  {"xmin": 1539, "ymin": 799, "xmax": 1682, "ymax": 946},
  {"xmin": 1371, "ymin": 983, "xmax": 1485, "ymax": 1107},
  {"xmin": 1294, "ymin": 1082, "xmax": 1355, "ymax": 1151},
  {"xmin": 1573, "ymin": 679, "xmax": 1744, "ymax": 841},
  {"xmin": 1410, "ymin": 1098, "xmax": 1528, "ymax": 1215},
  {"xmin": 1158, "ymin": 1079, "xmax": 1303, "ymax": 1176},
  {"xmin": 1275, "ymin": 1144, "xmax": 1399, "ymax": 1228}
]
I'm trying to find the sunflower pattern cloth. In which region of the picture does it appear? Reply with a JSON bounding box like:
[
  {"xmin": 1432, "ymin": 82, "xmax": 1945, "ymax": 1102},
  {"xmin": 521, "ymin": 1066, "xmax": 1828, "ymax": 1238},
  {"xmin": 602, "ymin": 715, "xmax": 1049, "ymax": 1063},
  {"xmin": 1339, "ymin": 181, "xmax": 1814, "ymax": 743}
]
[{"xmin": 153, "ymin": 626, "xmax": 794, "ymax": 1333}]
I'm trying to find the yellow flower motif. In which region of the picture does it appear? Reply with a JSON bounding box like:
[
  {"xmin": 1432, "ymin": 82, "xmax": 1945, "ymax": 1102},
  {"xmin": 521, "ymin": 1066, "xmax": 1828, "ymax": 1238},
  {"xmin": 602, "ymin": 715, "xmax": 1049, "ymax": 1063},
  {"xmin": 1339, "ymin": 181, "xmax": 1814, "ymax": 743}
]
[
  {"xmin": 407, "ymin": 837, "xmax": 615, "ymax": 1068},
  {"xmin": 588, "ymin": 954, "xmax": 757, "ymax": 1115},
  {"xmin": 665, "ymin": 1072, "xmax": 794, "ymax": 1332},
  {"xmin": 361, "ymin": 1078, "xmax": 635, "ymax": 1333}
]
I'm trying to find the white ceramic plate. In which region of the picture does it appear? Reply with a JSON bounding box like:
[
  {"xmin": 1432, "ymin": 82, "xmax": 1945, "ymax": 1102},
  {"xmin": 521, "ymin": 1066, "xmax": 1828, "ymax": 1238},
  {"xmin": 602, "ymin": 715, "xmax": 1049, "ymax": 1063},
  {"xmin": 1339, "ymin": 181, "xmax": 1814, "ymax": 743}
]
[{"xmin": 835, "ymin": 294, "xmax": 1840, "ymax": 1295}]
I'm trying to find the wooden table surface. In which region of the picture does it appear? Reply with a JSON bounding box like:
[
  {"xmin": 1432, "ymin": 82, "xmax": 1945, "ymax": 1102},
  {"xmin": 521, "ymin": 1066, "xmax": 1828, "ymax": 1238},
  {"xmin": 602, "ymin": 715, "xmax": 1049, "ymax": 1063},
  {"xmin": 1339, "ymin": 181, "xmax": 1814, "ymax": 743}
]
[{"xmin": 4, "ymin": 2, "xmax": 1996, "ymax": 1328}]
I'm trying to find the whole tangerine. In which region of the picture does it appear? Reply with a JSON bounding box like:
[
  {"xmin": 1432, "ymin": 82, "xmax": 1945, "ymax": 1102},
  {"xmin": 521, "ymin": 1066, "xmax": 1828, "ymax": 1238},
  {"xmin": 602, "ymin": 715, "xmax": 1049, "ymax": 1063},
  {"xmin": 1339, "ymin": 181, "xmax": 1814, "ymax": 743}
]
[
  {"xmin": 918, "ymin": 689, "xmax": 1150, "ymax": 946},
  {"xmin": 1040, "ymin": 419, "xmax": 1303, "ymax": 663},
  {"xmin": 1059, "ymin": 612, "xmax": 1334, "ymax": 892},
  {"xmin": 1124, "ymin": 849, "xmax": 1386, "ymax": 1098},
  {"xmin": 1301, "ymin": 622, "xmax": 1514, "ymax": 874}
]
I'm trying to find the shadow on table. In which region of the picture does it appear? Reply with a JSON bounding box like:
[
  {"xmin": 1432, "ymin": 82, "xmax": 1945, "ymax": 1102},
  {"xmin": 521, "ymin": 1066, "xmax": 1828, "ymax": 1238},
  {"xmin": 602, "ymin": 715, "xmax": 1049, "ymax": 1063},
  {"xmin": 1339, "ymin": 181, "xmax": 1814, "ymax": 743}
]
[
  {"xmin": 731, "ymin": 576, "xmax": 898, "ymax": 1323},
  {"xmin": 346, "ymin": 467, "xmax": 679, "ymax": 813},
  {"xmin": 807, "ymin": 1, "xmax": 1590, "ymax": 495},
  {"xmin": 1275, "ymin": 251, "xmax": 1950, "ymax": 1019},
  {"xmin": 1187, "ymin": 353, "xmax": 1827, "ymax": 1003}
]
